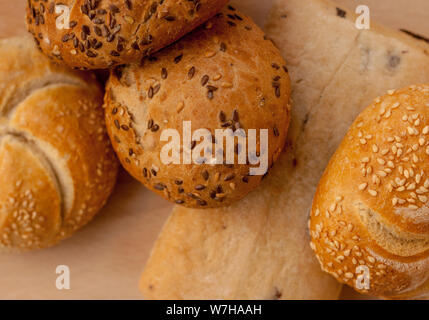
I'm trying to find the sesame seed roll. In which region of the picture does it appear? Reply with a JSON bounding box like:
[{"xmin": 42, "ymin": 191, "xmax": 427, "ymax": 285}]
[
  {"xmin": 104, "ymin": 6, "xmax": 292, "ymax": 208},
  {"xmin": 0, "ymin": 36, "xmax": 118, "ymax": 252},
  {"xmin": 310, "ymin": 84, "xmax": 429, "ymax": 299},
  {"xmin": 26, "ymin": 0, "xmax": 229, "ymax": 69}
]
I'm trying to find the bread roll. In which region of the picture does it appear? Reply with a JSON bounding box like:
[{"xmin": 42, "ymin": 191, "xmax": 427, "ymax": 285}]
[
  {"xmin": 104, "ymin": 6, "xmax": 291, "ymax": 208},
  {"xmin": 310, "ymin": 84, "xmax": 429, "ymax": 299},
  {"xmin": 0, "ymin": 36, "xmax": 118, "ymax": 252},
  {"xmin": 26, "ymin": 0, "xmax": 228, "ymax": 69},
  {"xmin": 140, "ymin": 0, "xmax": 429, "ymax": 300}
]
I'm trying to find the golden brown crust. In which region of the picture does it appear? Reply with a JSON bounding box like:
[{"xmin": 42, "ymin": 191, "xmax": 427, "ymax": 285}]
[
  {"xmin": 0, "ymin": 136, "xmax": 62, "ymax": 250},
  {"xmin": 0, "ymin": 36, "xmax": 119, "ymax": 251},
  {"xmin": 104, "ymin": 6, "xmax": 291, "ymax": 208},
  {"xmin": 310, "ymin": 84, "xmax": 429, "ymax": 299},
  {"xmin": 26, "ymin": 0, "xmax": 229, "ymax": 69}
]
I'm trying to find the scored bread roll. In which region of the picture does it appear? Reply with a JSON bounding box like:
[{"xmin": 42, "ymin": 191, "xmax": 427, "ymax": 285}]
[
  {"xmin": 310, "ymin": 84, "xmax": 429, "ymax": 299},
  {"xmin": 26, "ymin": 0, "xmax": 228, "ymax": 69},
  {"xmin": 104, "ymin": 6, "xmax": 291, "ymax": 208},
  {"xmin": 0, "ymin": 36, "xmax": 118, "ymax": 252}
]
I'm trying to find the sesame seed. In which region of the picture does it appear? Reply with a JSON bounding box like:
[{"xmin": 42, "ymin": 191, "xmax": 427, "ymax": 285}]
[
  {"xmin": 358, "ymin": 183, "xmax": 368, "ymax": 191},
  {"xmin": 407, "ymin": 183, "xmax": 416, "ymax": 190},
  {"xmin": 377, "ymin": 171, "xmax": 387, "ymax": 177},
  {"xmin": 368, "ymin": 189, "xmax": 378, "ymax": 197},
  {"xmin": 377, "ymin": 158, "xmax": 386, "ymax": 165},
  {"xmin": 418, "ymin": 195, "xmax": 427, "ymax": 203}
]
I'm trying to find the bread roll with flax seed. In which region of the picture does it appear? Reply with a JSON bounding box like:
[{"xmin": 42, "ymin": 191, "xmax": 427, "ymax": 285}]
[
  {"xmin": 0, "ymin": 36, "xmax": 118, "ymax": 252},
  {"xmin": 26, "ymin": 0, "xmax": 229, "ymax": 70},
  {"xmin": 104, "ymin": 6, "xmax": 291, "ymax": 208},
  {"xmin": 310, "ymin": 84, "xmax": 429, "ymax": 299}
]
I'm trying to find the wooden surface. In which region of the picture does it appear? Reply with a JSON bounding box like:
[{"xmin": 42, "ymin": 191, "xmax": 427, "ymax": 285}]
[{"xmin": 0, "ymin": 0, "xmax": 428, "ymax": 300}]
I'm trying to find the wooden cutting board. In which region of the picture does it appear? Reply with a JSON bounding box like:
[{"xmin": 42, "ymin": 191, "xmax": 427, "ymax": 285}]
[{"xmin": 0, "ymin": 0, "xmax": 428, "ymax": 300}]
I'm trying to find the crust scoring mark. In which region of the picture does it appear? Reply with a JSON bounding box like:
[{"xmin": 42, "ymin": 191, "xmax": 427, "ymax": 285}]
[
  {"xmin": 0, "ymin": 81, "xmax": 85, "ymax": 225},
  {"xmin": 0, "ymin": 75, "xmax": 87, "ymax": 118},
  {"xmin": 2, "ymin": 131, "xmax": 64, "ymax": 212},
  {"xmin": 357, "ymin": 201, "xmax": 429, "ymax": 257}
]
